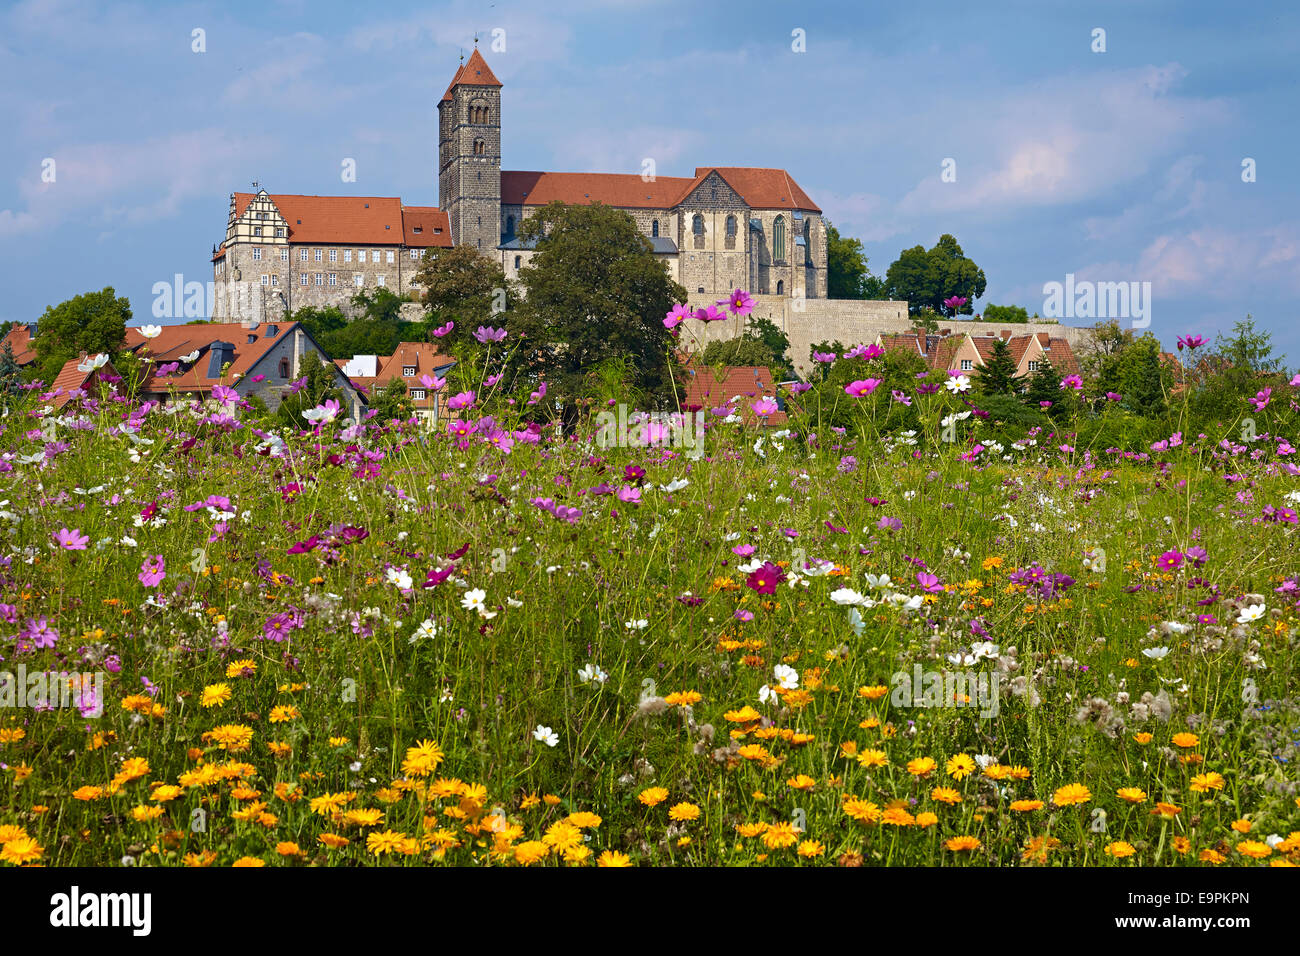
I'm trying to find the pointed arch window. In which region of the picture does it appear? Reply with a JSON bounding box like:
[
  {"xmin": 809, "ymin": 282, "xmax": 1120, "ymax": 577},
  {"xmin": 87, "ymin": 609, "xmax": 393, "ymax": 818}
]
[
  {"xmin": 725, "ymin": 214, "xmax": 737, "ymax": 249},
  {"xmin": 692, "ymin": 213, "xmax": 704, "ymax": 249},
  {"xmin": 652, "ymin": 219, "xmax": 659, "ymax": 238},
  {"xmin": 773, "ymin": 216, "xmax": 786, "ymax": 262},
  {"xmin": 474, "ymin": 139, "xmax": 485, "ymax": 156}
]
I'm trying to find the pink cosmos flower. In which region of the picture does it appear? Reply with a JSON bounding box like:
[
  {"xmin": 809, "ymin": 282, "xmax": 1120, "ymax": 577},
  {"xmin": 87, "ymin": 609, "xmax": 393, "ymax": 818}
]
[
  {"xmin": 473, "ymin": 326, "xmax": 508, "ymax": 344},
  {"xmin": 54, "ymin": 528, "xmax": 89, "ymax": 551},
  {"xmin": 752, "ymin": 397, "xmax": 779, "ymax": 417},
  {"xmin": 447, "ymin": 391, "xmax": 476, "ymax": 411},
  {"xmin": 528, "ymin": 381, "xmax": 547, "ymax": 405},
  {"xmin": 664, "ymin": 303, "xmax": 691, "ymax": 329},
  {"xmin": 812, "ymin": 351, "xmax": 837, "ymax": 364},
  {"xmin": 1060, "ymin": 374, "xmax": 1083, "ymax": 390},
  {"xmin": 1177, "ymin": 335, "xmax": 1206, "ymax": 351},
  {"xmin": 1249, "ymin": 387, "xmax": 1272, "ymax": 411},
  {"xmin": 432, "ymin": 321, "xmax": 454, "ymax": 337},
  {"xmin": 695, "ymin": 304, "xmax": 725, "ymax": 322},
  {"xmin": 843, "ymin": 344, "xmax": 883, "ymax": 361},
  {"xmin": 1290, "ymin": 373, "xmax": 1300, "ymax": 388},
  {"xmin": 723, "ymin": 289, "xmax": 755, "ymax": 317},
  {"xmin": 616, "ymin": 485, "xmax": 642, "ymax": 504},
  {"xmin": 844, "ymin": 379, "xmax": 882, "ymax": 397},
  {"xmin": 138, "ymin": 555, "xmax": 166, "ymax": 588}
]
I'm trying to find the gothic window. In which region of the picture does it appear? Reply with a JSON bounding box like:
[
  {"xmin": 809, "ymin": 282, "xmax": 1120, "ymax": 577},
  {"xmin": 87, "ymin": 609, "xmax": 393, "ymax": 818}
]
[
  {"xmin": 777, "ymin": 279, "xmax": 784, "ymax": 295},
  {"xmin": 514, "ymin": 255, "xmax": 522, "ymax": 269},
  {"xmin": 279, "ymin": 358, "xmax": 290, "ymax": 378},
  {"xmin": 652, "ymin": 219, "xmax": 659, "ymax": 238},
  {"xmin": 474, "ymin": 139, "xmax": 485, "ymax": 155},
  {"xmin": 725, "ymin": 214, "xmax": 737, "ymax": 250},
  {"xmin": 692, "ymin": 213, "xmax": 704, "ymax": 249},
  {"xmin": 773, "ymin": 216, "xmax": 786, "ymax": 262}
]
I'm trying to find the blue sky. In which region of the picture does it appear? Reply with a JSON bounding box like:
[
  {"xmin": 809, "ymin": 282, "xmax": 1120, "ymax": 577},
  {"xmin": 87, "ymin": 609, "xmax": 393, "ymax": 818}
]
[{"xmin": 2, "ymin": 0, "xmax": 1298, "ymax": 366}]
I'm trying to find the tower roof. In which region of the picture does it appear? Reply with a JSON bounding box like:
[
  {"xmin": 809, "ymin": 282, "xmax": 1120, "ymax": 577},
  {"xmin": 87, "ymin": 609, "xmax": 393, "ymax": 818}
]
[{"xmin": 441, "ymin": 48, "xmax": 502, "ymax": 102}]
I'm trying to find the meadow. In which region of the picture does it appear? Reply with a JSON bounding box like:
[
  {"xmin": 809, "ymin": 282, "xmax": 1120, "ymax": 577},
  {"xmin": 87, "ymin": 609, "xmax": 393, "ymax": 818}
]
[{"xmin": 0, "ymin": 348, "xmax": 1297, "ymax": 868}]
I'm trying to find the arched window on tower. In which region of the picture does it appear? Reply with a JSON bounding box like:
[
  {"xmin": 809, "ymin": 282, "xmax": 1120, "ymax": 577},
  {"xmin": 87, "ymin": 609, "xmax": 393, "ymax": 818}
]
[
  {"xmin": 474, "ymin": 139, "xmax": 485, "ymax": 156},
  {"xmin": 777, "ymin": 279, "xmax": 784, "ymax": 295},
  {"xmin": 692, "ymin": 213, "xmax": 704, "ymax": 249},
  {"xmin": 652, "ymin": 219, "xmax": 659, "ymax": 238},
  {"xmin": 725, "ymin": 214, "xmax": 737, "ymax": 249},
  {"xmin": 773, "ymin": 216, "xmax": 786, "ymax": 263},
  {"xmin": 514, "ymin": 255, "xmax": 522, "ymax": 269}
]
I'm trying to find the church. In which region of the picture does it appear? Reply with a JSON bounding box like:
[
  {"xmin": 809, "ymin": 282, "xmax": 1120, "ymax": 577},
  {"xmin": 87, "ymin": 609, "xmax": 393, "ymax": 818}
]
[{"xmin": 210, "ymin": 48, "xmax": 826, "ymax": 322}]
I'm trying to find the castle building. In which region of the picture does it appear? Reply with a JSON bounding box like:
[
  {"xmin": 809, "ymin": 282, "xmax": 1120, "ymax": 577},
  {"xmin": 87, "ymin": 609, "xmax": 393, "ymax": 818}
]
[{"xmin": 438, "ymin": 49, "xmax": 828, "ymax": 300}]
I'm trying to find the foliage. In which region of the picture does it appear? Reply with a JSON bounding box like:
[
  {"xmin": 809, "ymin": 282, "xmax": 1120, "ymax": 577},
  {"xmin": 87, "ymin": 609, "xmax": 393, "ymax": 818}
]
[
  {"xmin": 981, "ymin": 304, "xmax": 1029, "ymax": 324},
  {"xmin": 884, "ymin": 235, "xmax": 986, "ymax": 317},
  {"xmin": 30, "ymin": 287, "xmax": 131, "ymax": 385}
]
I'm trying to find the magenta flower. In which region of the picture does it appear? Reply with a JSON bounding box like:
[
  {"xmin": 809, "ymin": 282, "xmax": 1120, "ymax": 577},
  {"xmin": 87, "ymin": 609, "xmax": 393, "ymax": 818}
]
[
  {"xmin": 916, "ymin": 571, "xmax": 944, "ymax": 593},
  {"xmin": 1290, "ymin": 373, "xmax": 1300, "ymax": 388},
  {"xmin": 843, "ymin": 343, "xmax": 883, "ymax": 361},
  {"xmin": 616, "ymin": 485, "xmax": 642, "ymax": 504},
  {"xmin": 943, "ymin": 295, "xmax": 969, "ymax": 312},
  {"xmin": 746, "ymin": 561, "xmax": 786, "ymax": 595},
  {"xmin": 211, "ymin": 384, "xmax": 240, "ymax": 406},
  {"xmin": 812, "ymin": 351, "xmax": 837, "ymax": 364},
  {"xmin": 664, "ymin": 303, "xmax": 690, "ymax": 329},
  {"xmin": 433, "ymin": 321, "xmax": 454, "ymax": 337},
  {"xmin": 473, "ymin": 326, "xmax": 508, "ymax": 344},
  {"xmin": 1060, "ymin": 374, "xmax": 1083, "ymax": 390},
  {"xmin": 751, "ymin": 397, "xmax": 779, "ymax": 417},
  {"xmin": 1106, "ymin": 391, "xmax": 1122, "ymax": 402},
  {"xmin": 723, "ymin": 289, "xmax": 755, "ymax": 317},
  {"xmin": 891, "ymin": 389, "xmax": 912, "ymax": 406},
  {"xmin": 138, "ymin": 555, "xmax": 166, "ymax": 588},
  {"xmin": 53, "ymin": 528, "xmax": 89, "ymax": 551},
  {"xmin": 732, "ymin": 544, "xmax": 756, "ymax": 557},
  {"xmin": 694, "ymin": 304, "xmax": 725, "ymax": 322},
  {"xmin": 844, "ymin": 379, "xmax": 882, "ymax": 397},
  {"xmin": 1156, "ymin": 550, "xmax": 1184, "ymax": 571},
  {"xmin": 528, "ymin": 381, "xmax": 548, "ymax": 405},
  {"xmin": 446, "ymin": 391, "xmax": 476, "ymax": 411},
  {"xmin": 1249, "ymin": 387, "xmax": 1272, "ymax": 411},
  {"xmin": 1176, "ymin": 335, "xmax": 1205, "ymax": 351}
]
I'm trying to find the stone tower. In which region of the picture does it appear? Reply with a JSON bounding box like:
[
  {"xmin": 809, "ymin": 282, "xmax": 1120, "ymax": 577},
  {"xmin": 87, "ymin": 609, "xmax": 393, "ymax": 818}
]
[{"xmin": 438, "ymin": 47, "xmax": 502, "ymax": 254}]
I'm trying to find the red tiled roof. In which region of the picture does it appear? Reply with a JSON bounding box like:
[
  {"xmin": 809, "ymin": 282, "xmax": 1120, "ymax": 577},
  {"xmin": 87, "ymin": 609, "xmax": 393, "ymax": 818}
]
[
  {"xmin": 337, "ymin": 342, "xmax": 455, "ymax": 408},
  {"xmin": 231, "ymin": 193, "xmax": 410, "ymax": 245},
  {"xmin": 124, "ymin": 322, "xmax": 299, "ymax": 393},
  {"xmin": 1043, "ymin": 338, "xmax": 1080, "ymax": 377},
  {"xmin": 401, "ymin": 206, "xmax": 453, "ymax": 248},
  {"xmin": 1, "ymin": 325, "xmax": 37, "ymax": 366},
  {"xmin": 690, "ymin": 167, "xmax": 821, "ymax": 213},
  {"xmin": 878, "ymin": 332, "xmax": 926, "ymax": 357},
  {"xmin": 681, "ymin": 366, "xmax": 787, "ymax": 426},
  {"xmin": 441, "ymin": 48, "xmax": 502, "ymax": 101},
  {"xmin": 48, "ymin": 356, "xmax": 118, "ymax": 409},
  {"xmin": 500, "ymin": 166, "xmax": 821, "ymax": 213},
  {"xmin": 501, "ymin": 171, "xmax": 696, "ymax": 209}
]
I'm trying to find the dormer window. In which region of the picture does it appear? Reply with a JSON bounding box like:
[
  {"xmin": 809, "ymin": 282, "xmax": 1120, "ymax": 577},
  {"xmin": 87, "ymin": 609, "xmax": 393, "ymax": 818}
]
[{"xmin": 402, "ymin": 366, "xmax": 416, "ymax": 376}]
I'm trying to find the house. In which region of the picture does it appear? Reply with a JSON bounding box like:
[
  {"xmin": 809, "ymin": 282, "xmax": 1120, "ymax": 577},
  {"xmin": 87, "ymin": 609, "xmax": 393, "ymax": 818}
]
[
  {"xmin": 336, "ymin": 342, "xmax": 456, "ymax": 427},
  {"xmin": 876, "ymin": 328, "xmax": 1081, "ymax": 383},
  {"xmin": 0, "ymin": 323, "xmax": 40, "ymax": 368},
  {"xmin": 43, "ymin": 355, "xmax": 122, "ymax": 410},
  {"xmin": 123, "ymin": 321, "xmax": 364, "ymax": 418},
  {"xmin": 680, "ymin": 364, "xmax": 787, "ymax": 426}
]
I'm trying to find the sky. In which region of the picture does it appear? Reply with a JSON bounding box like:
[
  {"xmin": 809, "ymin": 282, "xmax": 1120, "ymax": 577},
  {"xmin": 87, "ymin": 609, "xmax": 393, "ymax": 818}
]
[{"xmin": 2, "ymin": 0, "xmax": 1298, "ymax": 366}]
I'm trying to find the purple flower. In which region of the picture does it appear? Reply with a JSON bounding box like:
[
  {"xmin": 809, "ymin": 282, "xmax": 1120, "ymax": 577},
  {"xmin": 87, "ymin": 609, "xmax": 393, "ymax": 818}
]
[
  {"xmin": 24, "ymin": 617, "xmax": 59, "ymax": 650},
  {"xmin": 473, "ymin": 326, "xmax": 508, "ymax": 344},
  {"xmin": 138, "ymin": 555, "xmax": 166, "ymax": 588},
  {"xmin": 53, "ymin": 528, "xmax": 89, "ymax": 551}
]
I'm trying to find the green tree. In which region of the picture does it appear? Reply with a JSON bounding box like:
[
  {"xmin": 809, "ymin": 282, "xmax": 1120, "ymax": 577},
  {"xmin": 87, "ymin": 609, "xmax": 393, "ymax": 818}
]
[
  {"xmin": 1124, "ymin": 337, "xmax": 1168, "ymax": 419},
  {"xmin": 974, "ymin": 337, "xmax": 1018, "ymax": 396},
  {"xmin": 982, "ymin": 303, "xmax": 1029, "ymax": 324},
  {"xmin": 368, "ymin": 377, "xmax": 415, "ymax": 425},
  {"xmin": 1022, "ymin": 359, "xmax": 1064, "ymax": 419},
  {"xmin": 0, "ymin": 341, "xmax": 22, "ymax": 404},
  {"xmin": 508, "ymin": 202, "xmax": 687, "ymax": 427},
  {"xmin": 32, "ymin": 287, "xmax": 131, "ymax": 384},
  {"xmin": 826, "ymin": 221, "xmax": 884, "ymax": 300},
  {"xmin": 275, "ymin": 351, "xmax": 344, "ymax": 429},
  {"xmin": 413, "ymin": 244, "xmax": 511, "ymax": 350},
  {"xmin": 884, "ymin": 235, "xmax": 986, "ymax": 317}
]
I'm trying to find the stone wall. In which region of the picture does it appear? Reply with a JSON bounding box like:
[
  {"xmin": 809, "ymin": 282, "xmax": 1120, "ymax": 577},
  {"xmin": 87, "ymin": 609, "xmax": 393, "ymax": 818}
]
[{"xmin": 680, "ymin": 294, "xmax": 1094, "ymax": 377}]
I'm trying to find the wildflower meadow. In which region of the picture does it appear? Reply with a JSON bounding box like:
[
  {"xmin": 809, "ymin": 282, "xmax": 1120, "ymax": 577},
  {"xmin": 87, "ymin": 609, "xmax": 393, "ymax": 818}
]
[{"xmin": 1, "ymin": 299, "xmax": 1298, "ymax": 870}]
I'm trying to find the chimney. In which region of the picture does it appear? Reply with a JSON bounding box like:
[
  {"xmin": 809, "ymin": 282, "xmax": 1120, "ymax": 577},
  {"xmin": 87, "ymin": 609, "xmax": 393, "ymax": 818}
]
[
  {"xmin": 1000, "ymin": 330, "xmax": 1012, "ymax": 340},
  {"xmin": 207, "ymin": 341, "xmax": 236, "ymax": 378}
]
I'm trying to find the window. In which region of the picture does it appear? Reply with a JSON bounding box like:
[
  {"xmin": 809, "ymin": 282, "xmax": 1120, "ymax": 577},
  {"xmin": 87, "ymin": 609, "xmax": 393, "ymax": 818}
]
[
  {"xmin": 1028, "ymin": 360, "xmax": 1039, "ymax": 372},
  {"xmin": 773, "ymin": 216, "xmax": 786, "ymax": 261},
  {"xmin": 474, "ymin": 139, "xmax": 485, "ymax": 155},
  {"xmin": 300, "ymin": 249, "xmax": 308, "ymax": 262},
  {"xmin": 261, "ymin": 274, "xmax": 269, "ymax": 286},
  {"xmin": 652, "ymin": 219, "xmax": 659, "ymax": 237},
  {"xmin": 279, "ymin": 358, "xmax": 290, "ymax": 378},
  {"xmin": 377, "ymin": 275, "xmax": 386, "ymax": 287},
  {"xmin": 726, "ymin": 215, "xmax": 737, "ymax": 237},
  {"xmin": 253, "ymin": 226, "xmax": 262, "ymax": 236},
  {"xmin": 271, "ymin": 275, "xmax": 278, "ymax": 286},
  {"xmin": 357, "ymin": 249, "xmax": 365, "ymax": 261},
  {"xmin": 698, "ymin": 286, "xmax": 705, "ymax": 293},
  {"xmin": 314, "ymin": 249, "xmax": 323, "ymax": 262},
  {"xmin": 776, "ymin": 280, "xmax": 784, "ymax": 294},
  {"xmin": 386, "ymin": 250, "xmax": 394, "ymax": 264},
  {"xmin": 315, "ymin": 273, "xmax": 324, "ymax": 286},
  {"xmin": 275, "ymin": 227, "xmax": 285, "ymax": 238},
  {"xmin": 514, "ymin": 255, "xmax": 522, "ymax": 269},
  {"xmin": 279, "ymin": 249, "xmax": 288, "ymax": 262},
  {"xmin": 411, "ymin": 389, "xmax": 426, "ymax": 400},
  {"xmin": 344, "ymin": 250, "xmax": 351, "ymax": 263},
  {"xmin": 506, "ymin": 215, "xmax": 515, "ymax": 236},
  {"xmin": 371, "ymin": 251, "xmax": 380, "ymax": 263},
  {"xmin": 692, "ymin": 214, "xmax": 704, "ymax": 235},
  {"xmin": 402, "ymin": 366, "xmax": 416, "ymax": 376},
  {"xmin": 354, "ymin": 274, "xmax": 363, "ymax": 287},
  {"xmin": 477, "ymin": 239, "xmax": 482, "ymax": 249},
  {"xmin": 961, "ymin": 359, "xmax": 973, "ymax": 371},
  {"xmin": 300, "ymin": 274, "xmax": 308, "ymax": 286},
  {"xmin": 252, "ymin": 248, "xmax": 262, "ymax": 261},
  {"xmin": 329, "ymin": 273, "xmax": 337, "ymax": 286},
  {"xmin": 329, "ymin": 249, "xmax": 337, "ymax": 262},
  {"xmin": 410, "ymin": 249, "xmax": 420, "ymax": 259}
]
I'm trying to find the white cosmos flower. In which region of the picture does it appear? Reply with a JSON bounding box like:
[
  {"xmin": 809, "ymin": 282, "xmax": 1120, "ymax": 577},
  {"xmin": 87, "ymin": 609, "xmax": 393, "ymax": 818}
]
[
  {"xmin": 948, "ymin": 650, "xmax": 977, "ymax": 666},
  {"xmin": 1142, "ymin": 646, "xmax": 1171, "ymax": 660},
  {"xmin": 660, "ymin": 478, "xmax": 689, "ymax": 492},
  {"xmin": 77, "ymin": 353, "xmax": 109, "ymax": 373},
  {"xmin": 830, "ymin": 587, "xmax": 867, "ymax": 606},
  {"xmin": 624, "ymin": 618, "xmax": 648, "ymax": 630},
  {"xmin": 945, "ymin": 375, "xmax": 971, "ymax": 394},
  {"xmin": 1236, "ymin": 604, "xmax": 1266, "ymax": 624},
  {"xmin": 971, "ymin": 641, "xmax": 1000, "ymax": 661},
  {"xmin": 578, "ymin": 663, "xmax": 608, "ymax": 685},
  {"xmin": 758, "ymin": 683, "xmax": 777, "ymax": 704},
  {"xmin": 385, "ymin": 567, "xmax": 413, "ymax": 590},
  {"xmin": 139, "ymin": 325, "xmax": 163, "ymax": 339},
  {"xmin": 773, "ymin": 663, "xmax": 799, "ymax": 689},
  {"xmin": 409, "ymin": 619, "xmax": 438, "ymax": 643},
  {"xmin": 180, "ymin": 350, "xmax": 200, "ymax": 364},
  {"xmin": 533, "ymin": 724, "xmax": 558, "ymax": 747},
  {"xmin": 462, "ymin": 588, "xmax": 487, "ymax": 611},
  {"xmin": 864, "ymin": 573, "xmax": 893, "ymax": 590}
]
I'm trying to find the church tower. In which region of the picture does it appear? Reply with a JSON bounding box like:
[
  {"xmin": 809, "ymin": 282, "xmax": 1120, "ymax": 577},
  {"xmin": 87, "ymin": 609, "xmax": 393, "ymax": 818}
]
[{"xmin": 438, "ymin": 47, "xmax": 502, "ymax": 254}]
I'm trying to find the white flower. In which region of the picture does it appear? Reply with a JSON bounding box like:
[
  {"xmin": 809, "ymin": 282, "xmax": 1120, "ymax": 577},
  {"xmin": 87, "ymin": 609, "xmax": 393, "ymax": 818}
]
[
  {"xmin": 660, "ymin": 478, "xmax": 689, "ymax": 493},
  {"xmin": 1236, "ymin": 604, "xmax": 1266, "ymax": 624},
  {"xmin": 758, "ymin": 683, "xmax": 777, "ymax": 704},
  {"xmin": 578, "ymin": 663, "xmax": 608, "ymax": 685},
  {"xmin": 947, "ymin": 650, "xmax": 977, "ymax": 666},
  {"xmin": 119, "ymin": 535, "xmax": 137, "ymax": 548},
  {"xmin": 624, "ymin": 618, "xmax": 648, "ymax": 630},
  {"xmin": 506, "ymin": 597, "xmax": 523, "ymax": 608},
  {"xmin": 973, "ymin": 753, "xmax": 998, "ymax": 768},
  {"xmin": 409, "ymin": 619, "xmax": 438, "ymax": 644},
  {"xmin": 864, "ymin": 573, "xmax": 893, "ymax": 590},
  {"xmin": 971, "ymin": 640, "xmax": 1000, "ymax": 661},
  {"xmin": 385, "ymin": 567, "xmax": 413, "ymax": 591},
  {"xmin": 1141, "ymin": 646, "xmax": 1171, "ymax": 660},
  {"xmin": 945, "ymin": 375, "xmax": 971, "ymax": 394},
  {"xmin": 139, "ymin": 324, "xmax": 163, "ymax": 339},
  {"xmin": 180, "ymin": 350, "xmax": 200, "ymax": 364},
  {"xmin": 533, "ymin": 724, "xmax": 558, "ymax": 747},
  {"xmin": 77, "ymin": 353, "xmax": 109, "ymax": 373},
  {"xmin": 830, "ymin": 587, "xmax": 867, "ymax": 606},
  {"xmin": 773, "ymin": 663, "xmax": 799, "ymax": 689},
  {"xmin": 462, "ymin": 588, "xmax": 487, "ymax": 611}
]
